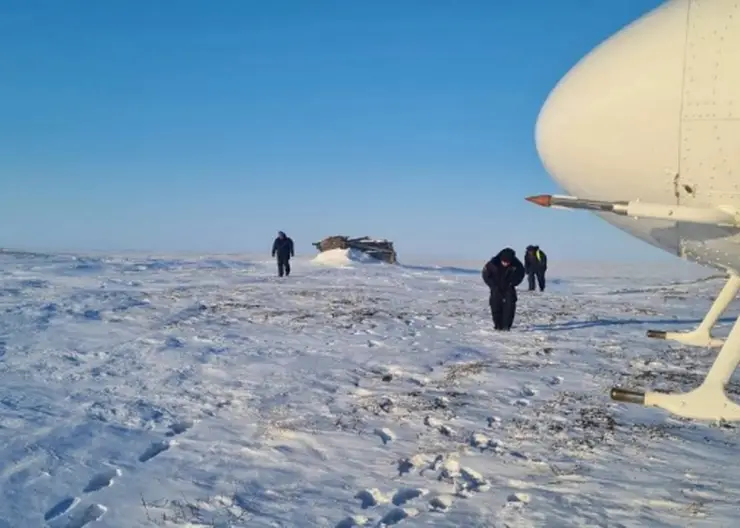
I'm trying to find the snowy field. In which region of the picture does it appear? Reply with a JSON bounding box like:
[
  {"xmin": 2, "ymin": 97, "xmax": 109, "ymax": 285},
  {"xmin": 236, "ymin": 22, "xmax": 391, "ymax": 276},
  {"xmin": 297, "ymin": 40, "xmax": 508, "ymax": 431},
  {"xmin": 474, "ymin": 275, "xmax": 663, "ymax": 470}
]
[{"xmin": 1, "ymin": 249, "xmax": 739, "ymax": 527}]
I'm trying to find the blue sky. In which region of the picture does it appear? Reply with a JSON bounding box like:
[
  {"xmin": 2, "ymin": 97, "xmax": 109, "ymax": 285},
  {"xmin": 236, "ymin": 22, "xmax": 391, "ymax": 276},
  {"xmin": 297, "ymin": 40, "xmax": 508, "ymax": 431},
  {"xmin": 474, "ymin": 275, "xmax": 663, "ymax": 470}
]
[{"xmin": 0, "ymin": 0, "xmax": 670, "ymax": 261}]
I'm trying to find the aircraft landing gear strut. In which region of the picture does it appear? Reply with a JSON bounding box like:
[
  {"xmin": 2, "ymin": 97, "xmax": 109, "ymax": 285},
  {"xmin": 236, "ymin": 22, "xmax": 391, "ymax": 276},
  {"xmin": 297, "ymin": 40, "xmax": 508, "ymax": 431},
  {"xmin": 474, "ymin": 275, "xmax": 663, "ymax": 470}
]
[
  {"xmin": 612, "ymin": 273, "xmax": 740, "ymax": 421},
  {"xmin": 646, "ymin": 273, "xmax": 740, "ymax": 348}
]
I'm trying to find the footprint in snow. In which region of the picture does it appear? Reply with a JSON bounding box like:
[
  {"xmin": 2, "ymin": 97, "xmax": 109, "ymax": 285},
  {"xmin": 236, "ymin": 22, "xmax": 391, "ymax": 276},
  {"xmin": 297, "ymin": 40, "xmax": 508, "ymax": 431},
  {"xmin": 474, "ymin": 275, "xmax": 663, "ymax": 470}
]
[
  {"xmin": 334, "ymin": 515, "xmax": 370, "ymax": 527},
  {"xmin": 501, "ymin": 492, "xmax": 531, "ymax": 515},
  {"xmin": 63, "ymin": 503, "xmax": 107, "ymax": 528},
  {"xmin": 166, "ymin": 419, "xmax": 195, "ymax": 437},
  {"xmin": 44, "ymin": 497, "xmax": 81, "ymax": 522},
  {"xmin": 139, "ymin": 439, "xmax": 174, "ymax": 463},
  {"xmin": 378, "ymin": 507, "xmax": 419, "ymax": 526},
  {"xmin": 508, "ymin": 492, "xmax": 531, "ymax": 504},
  {"xmin": 392, "ymin": 487, "xmax": 428, "ymax": 506},
  {"xmin": 354, "ymin": 488, "xmax": 389, "ymax": 509},
  {"xmin": 83, "ymin": 467, "xmax": 121, "ymax": 493},
  {"xmin": 429, "ymin": 494, "xmax": 454, "ymax": 512},
  {"xmin": 44, "ymin": 468, "xmax": 119, "ymax": 522}
]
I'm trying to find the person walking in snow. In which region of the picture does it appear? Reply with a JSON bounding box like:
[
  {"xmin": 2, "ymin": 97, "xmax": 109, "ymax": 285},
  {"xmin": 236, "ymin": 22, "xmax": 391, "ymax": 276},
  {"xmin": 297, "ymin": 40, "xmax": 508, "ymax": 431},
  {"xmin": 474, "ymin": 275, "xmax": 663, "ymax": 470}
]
[
  {"xmin": 482, "ymin": 248, "xmax": 525, "ymax": 331},
  {"xmin": 524, "ymin": 245, "xmax": 548, "ymax": 292},
  {"xmin": 271, "ymin": 231, "xmax": 295, "ymax": 277}
]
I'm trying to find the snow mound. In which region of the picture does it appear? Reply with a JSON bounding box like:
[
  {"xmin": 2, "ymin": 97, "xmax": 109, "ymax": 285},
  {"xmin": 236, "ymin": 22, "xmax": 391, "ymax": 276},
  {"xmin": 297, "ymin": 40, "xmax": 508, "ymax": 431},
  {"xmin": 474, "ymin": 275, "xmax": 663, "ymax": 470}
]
[{"xmin": 311, "ymin": 248, "xmax": 380, "ymax": 267}]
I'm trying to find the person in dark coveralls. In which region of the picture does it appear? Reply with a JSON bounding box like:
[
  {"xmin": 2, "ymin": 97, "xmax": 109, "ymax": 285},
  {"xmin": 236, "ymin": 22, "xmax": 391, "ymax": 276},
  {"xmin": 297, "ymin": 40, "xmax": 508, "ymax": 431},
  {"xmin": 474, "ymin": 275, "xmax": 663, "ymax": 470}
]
[
  {"xmin": 482, "ymin": 248, "xmax": 525, "ymax": 331},
  {"xmin": 271, "ymin": 231, "xmax": 295, "ymax": 277},
  {"xmin": 524, "ymin": 245, "xmax": 548, "ymax": 292}
]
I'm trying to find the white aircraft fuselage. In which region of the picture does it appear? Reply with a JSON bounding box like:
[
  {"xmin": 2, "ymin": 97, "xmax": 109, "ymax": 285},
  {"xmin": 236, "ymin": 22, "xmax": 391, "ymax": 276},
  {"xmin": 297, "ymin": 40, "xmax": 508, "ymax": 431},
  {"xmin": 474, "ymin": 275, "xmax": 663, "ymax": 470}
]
[
  {"xmin": 535, "ymin": 0, "xmax": 740, "ymax": 273},
  {"xmin": 531, "ymin": 0, "xmax": 740, "ymax": 422}
]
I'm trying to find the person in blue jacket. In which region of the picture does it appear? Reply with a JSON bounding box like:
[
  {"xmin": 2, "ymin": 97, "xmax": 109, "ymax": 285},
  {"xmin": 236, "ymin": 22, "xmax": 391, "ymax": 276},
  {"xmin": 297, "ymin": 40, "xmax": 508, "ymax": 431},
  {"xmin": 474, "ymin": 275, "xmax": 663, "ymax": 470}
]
[
  {"xmin": 271, "ymin": 231, "xmax": 295, "ymax": 277},
  {"xmin": 481, "ymin": 248, "xmax": 525, "ymax": 330}
]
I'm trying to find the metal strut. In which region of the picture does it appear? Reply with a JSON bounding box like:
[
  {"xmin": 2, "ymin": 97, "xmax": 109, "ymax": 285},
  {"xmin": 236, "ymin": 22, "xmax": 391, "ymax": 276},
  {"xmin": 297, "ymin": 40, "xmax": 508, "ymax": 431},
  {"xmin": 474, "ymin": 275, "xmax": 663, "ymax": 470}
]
[
  {"xmin": 525, "ymin": 193, "xmax": 740, "ymax": 421},
  {"xmin": 611, "ymin": 312, "xmax": 740, "ymax": 421},
  {"xmin": 645, "ymin": 274, "xmax": 740, "ymax": 348}
]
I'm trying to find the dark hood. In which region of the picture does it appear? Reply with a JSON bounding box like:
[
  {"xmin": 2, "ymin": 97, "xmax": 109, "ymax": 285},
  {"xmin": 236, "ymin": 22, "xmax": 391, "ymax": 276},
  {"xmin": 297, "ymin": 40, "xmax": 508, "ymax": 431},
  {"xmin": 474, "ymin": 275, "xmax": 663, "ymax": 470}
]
[{"xmin": 496, "ymin": 247, "xmax": 516, "ymax": 262}]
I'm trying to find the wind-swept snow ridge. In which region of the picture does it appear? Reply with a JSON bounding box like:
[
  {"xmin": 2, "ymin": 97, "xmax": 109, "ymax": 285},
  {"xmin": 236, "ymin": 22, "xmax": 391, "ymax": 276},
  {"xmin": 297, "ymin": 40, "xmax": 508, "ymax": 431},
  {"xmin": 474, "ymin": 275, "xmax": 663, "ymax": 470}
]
[
  {"xmin": 0, "ymin": 251, "xmax": 736, "ymax": 527},
  {"xmin": 311, "ymin": 247, "xmax": 381, "ymax": 267}
]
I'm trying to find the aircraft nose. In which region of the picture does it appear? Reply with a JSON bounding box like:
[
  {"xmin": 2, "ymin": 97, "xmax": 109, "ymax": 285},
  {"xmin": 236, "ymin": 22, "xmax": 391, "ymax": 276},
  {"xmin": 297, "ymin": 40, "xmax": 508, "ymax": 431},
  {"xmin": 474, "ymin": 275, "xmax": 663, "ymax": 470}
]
[{"xmin": 534, "ymin": 0, "xmax": 690, "ymax": 201}]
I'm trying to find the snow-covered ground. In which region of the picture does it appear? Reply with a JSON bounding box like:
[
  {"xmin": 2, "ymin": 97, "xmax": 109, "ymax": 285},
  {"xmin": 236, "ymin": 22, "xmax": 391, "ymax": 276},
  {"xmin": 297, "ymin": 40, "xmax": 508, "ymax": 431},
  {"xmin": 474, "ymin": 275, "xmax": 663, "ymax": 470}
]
[{"xmin": 1, "ymin": 249, "xmax": 739, "ymax": 527}]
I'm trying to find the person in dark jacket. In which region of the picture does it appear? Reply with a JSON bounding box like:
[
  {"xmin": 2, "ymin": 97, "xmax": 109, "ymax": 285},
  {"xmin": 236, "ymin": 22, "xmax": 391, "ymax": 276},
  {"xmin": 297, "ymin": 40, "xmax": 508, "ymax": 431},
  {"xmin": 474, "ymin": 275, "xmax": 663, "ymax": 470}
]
[
  {"xmin": 482, "ymin": 248, "xmax": 525, "ymax": 330},
  {"xmin": 271, "ymin": 231, "xmax": 295, "ymax": 277},
  {"xmin": 524, "ymin": 245, "xmax": 548, "ymax": 292}
]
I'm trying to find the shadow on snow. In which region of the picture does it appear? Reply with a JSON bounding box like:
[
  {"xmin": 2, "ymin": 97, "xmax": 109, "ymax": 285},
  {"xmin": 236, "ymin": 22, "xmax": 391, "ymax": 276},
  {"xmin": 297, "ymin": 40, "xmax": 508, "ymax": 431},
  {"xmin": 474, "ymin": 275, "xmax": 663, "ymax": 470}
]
[{"xmin": 530, "ymin": 316, "xmax": 737, "ymax": 332}]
